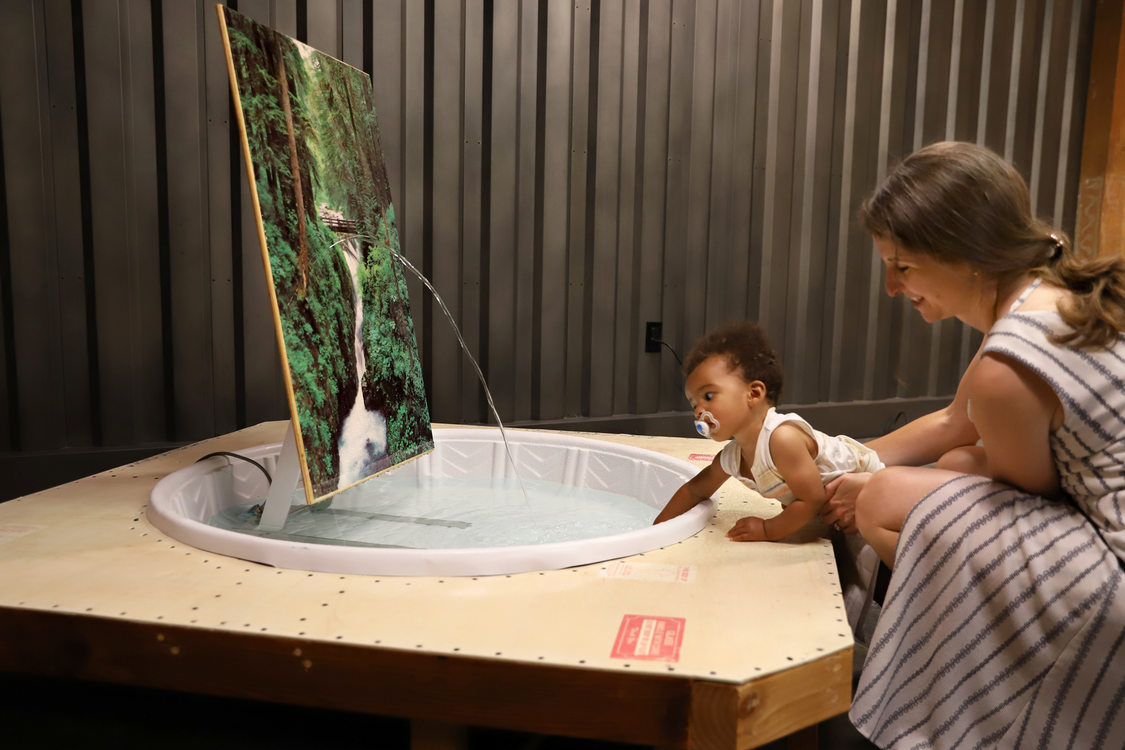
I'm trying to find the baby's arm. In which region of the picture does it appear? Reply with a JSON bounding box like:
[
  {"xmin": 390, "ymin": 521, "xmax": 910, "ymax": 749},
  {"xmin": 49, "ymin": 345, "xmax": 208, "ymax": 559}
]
[
  {"xmin": 654, "ymin": 455, "xmax": 729, "ymax": 525},
  {"xmin": 727, "ymin": 424, "xmax": 825, "ymax": 542}
]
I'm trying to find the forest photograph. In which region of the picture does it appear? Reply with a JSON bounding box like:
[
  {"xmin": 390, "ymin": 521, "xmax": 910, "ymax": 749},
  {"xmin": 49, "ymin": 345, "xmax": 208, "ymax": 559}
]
[{"xmin": 221, "ymin": 8, "xmax": 433, "ymax": 502}]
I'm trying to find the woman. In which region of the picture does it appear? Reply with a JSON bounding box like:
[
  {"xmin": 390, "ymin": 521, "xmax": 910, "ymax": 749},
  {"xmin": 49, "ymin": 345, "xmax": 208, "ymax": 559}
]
[{"xmin": 821, "ymin": 141, "xmax": 1125, "ymax": 748}]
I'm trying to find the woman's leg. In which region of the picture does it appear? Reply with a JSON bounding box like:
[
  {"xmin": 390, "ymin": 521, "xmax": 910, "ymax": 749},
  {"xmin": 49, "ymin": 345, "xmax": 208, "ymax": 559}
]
[
  {"xmin": 935, "ymin": 445, "xmax": 988, "ymax": 474},
  {"xmin": 855, "ymin": 466, "xmax": 965, "ymax": 568}
]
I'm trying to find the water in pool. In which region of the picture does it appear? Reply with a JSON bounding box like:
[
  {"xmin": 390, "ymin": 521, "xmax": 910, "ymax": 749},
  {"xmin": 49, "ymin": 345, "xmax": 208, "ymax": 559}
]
[{"xmin": 207, "ymin": 476, "xmax": 658, "ymax": 549}]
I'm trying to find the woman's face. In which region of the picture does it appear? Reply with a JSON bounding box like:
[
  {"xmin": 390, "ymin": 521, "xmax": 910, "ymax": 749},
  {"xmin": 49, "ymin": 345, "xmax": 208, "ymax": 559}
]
[{"xmin": 874, "ymin": 236, "xmax": 979, "ymax": 324}]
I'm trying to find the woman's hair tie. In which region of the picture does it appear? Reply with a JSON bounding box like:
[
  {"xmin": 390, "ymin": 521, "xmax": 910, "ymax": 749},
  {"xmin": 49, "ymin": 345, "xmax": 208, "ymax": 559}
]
[{"xmin": 1048, "ymin": 232, "xmax": 1064, "ymax": 261}]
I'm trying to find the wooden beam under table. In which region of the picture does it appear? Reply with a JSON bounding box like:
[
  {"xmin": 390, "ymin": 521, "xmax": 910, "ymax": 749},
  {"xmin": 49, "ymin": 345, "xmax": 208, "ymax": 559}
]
[{"xmin": 0, "ymin": 606, "xmax": 849, "ymax": 749}]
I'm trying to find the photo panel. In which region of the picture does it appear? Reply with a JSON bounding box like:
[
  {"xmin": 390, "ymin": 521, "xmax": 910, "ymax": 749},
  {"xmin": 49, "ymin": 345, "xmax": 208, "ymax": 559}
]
[{"xmin": 218, "ymin": 7, "xmax": 433, "ymax": 503}]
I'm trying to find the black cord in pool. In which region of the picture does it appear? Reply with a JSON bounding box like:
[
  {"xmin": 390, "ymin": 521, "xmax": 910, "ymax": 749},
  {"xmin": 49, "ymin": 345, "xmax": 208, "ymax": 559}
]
[{"xmin": 195, "ymin": 451, "xmax": 273, "ymax": 486}]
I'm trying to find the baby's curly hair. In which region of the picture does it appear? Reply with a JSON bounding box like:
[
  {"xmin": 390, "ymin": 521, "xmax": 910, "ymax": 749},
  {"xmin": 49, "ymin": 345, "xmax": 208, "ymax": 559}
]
[{"xmin": 683, "ymin": 321, "xmax": 783, "ymax": 404}]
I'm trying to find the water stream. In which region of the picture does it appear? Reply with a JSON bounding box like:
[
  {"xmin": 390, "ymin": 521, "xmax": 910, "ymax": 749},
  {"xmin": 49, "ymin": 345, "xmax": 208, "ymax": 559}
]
[
  {"xmin": 205, "ymin": 231, "xmax": 665, "ymax": 548},
  {"xmin": 331, "ymin": 233, "xmax": 528, "ymax": 497}
]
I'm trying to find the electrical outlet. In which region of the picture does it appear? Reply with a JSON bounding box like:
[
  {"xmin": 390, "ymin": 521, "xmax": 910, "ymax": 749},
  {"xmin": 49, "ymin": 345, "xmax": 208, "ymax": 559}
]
[{"xmin": 645, "ymin": 322, "xmax": 662, "ymax": 353}]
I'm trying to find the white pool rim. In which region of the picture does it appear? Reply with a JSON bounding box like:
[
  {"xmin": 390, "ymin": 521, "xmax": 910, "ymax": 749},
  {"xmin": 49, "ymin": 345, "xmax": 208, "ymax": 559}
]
[{"xmin": 148, "ymin": 427, "xmax": 713, "ymax": 577}]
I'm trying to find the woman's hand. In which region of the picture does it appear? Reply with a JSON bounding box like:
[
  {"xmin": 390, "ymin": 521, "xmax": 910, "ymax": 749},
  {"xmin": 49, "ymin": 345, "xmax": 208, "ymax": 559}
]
[{"xmin": 821, "ymin": 472, "xmax": 873, "ymax": 534}]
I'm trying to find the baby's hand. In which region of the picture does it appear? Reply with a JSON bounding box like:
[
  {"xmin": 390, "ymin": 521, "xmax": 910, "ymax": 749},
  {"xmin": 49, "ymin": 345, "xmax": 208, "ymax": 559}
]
[{"xmin": 727, "ymin": 515, "xmax": 769, "ymax": 542}]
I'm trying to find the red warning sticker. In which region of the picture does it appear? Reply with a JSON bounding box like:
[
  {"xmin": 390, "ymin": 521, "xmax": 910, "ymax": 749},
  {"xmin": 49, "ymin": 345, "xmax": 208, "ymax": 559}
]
[
  {"xmin": 611, "ymin": 614, "xmax": 685, "ymax": 662},
  {"xmin": 688, "ymin": 453, "xmax": 715, "ymax": 462}
]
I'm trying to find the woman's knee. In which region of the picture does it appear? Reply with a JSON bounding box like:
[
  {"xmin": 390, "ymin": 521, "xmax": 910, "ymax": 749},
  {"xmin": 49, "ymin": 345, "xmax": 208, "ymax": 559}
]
[
  {"xmin": 855, "ymin": 467, "xmax": 934, "ymax": 535},
  {"xmin": 855, "ymin": 468, "xmax": 896, "ymax": 533}
]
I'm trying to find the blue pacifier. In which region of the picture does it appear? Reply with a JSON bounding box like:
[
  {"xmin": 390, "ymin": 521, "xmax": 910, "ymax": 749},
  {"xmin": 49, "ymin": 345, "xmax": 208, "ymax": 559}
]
[{"xmin": 694, "ymin": 411, "xmax": 719, "ymax": 438}]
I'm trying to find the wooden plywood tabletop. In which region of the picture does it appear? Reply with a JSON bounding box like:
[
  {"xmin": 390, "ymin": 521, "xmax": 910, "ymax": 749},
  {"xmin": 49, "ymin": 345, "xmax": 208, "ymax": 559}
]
[{"xmin": 0, "ymin": 422, "xmax": 851, "ymax": 749}]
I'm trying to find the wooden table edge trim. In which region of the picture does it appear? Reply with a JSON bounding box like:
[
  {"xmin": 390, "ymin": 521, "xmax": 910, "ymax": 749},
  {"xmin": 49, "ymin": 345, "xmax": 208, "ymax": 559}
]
[{"xmin": 0, "ymin": 606, "xmax": 850, "ymax": 749}]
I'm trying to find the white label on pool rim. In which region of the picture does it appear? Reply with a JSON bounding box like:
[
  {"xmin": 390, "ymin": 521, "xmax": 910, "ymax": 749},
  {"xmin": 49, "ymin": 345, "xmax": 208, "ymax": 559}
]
[{"xmin": 600, "ymin": 560, "xmax": 697, "ymax": 583}]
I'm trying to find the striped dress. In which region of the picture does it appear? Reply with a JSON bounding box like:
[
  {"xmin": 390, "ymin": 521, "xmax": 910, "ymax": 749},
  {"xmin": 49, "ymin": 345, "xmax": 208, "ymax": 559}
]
[{"xmin": 850, "ymin": 310, "xmax": 1125, "ymax": 749}]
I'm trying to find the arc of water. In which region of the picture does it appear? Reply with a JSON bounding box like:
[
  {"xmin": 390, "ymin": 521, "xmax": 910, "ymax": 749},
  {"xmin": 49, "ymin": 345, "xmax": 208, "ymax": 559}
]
[{"xmin": 330, "ymin": 235, "xmax": 528, "ymax": 498}]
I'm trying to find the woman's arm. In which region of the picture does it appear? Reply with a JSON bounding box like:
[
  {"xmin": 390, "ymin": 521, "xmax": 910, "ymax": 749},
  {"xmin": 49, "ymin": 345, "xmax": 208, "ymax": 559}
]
[
  {"xmin": 821, "ymin": 346, "xmax": 986, "ymax": 531},
  {"xmin": 867, "ymin": 348, "xmax": 983, "ymax": 466},
  {"xmin": 968, "ymin": 352, "xmax": 1061, "ymax": 497}
]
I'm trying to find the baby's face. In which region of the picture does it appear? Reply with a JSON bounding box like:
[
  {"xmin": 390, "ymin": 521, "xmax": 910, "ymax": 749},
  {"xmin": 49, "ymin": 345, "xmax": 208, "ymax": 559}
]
[{"xmin": 684, "ymin": 355, "xmax": 752, "ymax": 441}]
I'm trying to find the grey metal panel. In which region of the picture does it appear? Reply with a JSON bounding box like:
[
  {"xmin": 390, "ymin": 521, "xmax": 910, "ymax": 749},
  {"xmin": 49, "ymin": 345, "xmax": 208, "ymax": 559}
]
[
  {"xmin": 976, "ymin": 0, "xmax": 998, "ymax": 144},
  {"xmin": 724, "ymin": 0, "xmax": 761, "ymax": 378},
  {"xmin": 807, "ymin": 0, "xmax": 839, "ymax": 404},
  {"xmin": 43, "ymin": 0, "xmax": 93, "ymax": 446},
  {"xmin": 659, "ymin": 0, "xmax": 693, "ymax": 412},
  {"xmin": 513, "ymin": 0, "xmax": 539, "ymax": 420},
  {"xmin": 1053, "ymin": 0, "xmax": 1089, "ymax": 231},
  {"xmin": 612, "ymin": 0, "xmax": 643, "ymax": 416},
  {"xmin": 402, "ymin": 0, "xmax": 426, "ymax": 369},
  {"xmin": 461, "ymin": 0, "xmax": 485, "ymax": 421},
  {"xmin": 0, "ymin": 0, "xmax": 1100, "ymax": 462},
  {"xmin": 895, "ymin": 0, "xmax": 936, "ymax": 398},
  {"xmin": 204, "ymin": 0, "xmax": 236, "ymax": 436},
  {"xmin": 955, "ymin": 0, "xmax": 990, "ymax": 374},
  {"xmin": 1030, "ymin": 0, "xmax": 1056, "ymax": 210},
  {"xmin": 983, "ymin": 0, "xmax": 1016, "ymax": 151},
  {"xmin": 431, "ymin": 0, "xmax": 464, "ymax": 420},
  {"xmin": 370, "ymin": 1, "xmax": 403, "ymax": 213},
  {"xmin": 789, "ymin": 0, "xmax": 837, "ymax": 404},
  {"xmin": 273, "ymin": 0, "xmax": 299, "ymax": 38},
  {"xmin": 682, "ymin": 0, "xmax": 715, "ymax": 364},
  {"xmin": 122, "ymin": 0, "xmax": 166, "ymax": 438},
  {"xmin": 564, "ymin": 0, "xmax": 591, "ymax": 418},
  {"xmin": 306, "ymin": 0, "xmax": 340, "ymax": 56},
  {"xmin": 919, "ymin": 0, "xmax": 958, "ymax": 397},
  {"xmin": 766, "ymin": 0, "xmax": 800, "ymax": 378},
  {"xmin": 1005, "ymin": 0, "xmax": 1028, "ymax": 161},
  {"xmin": 704, "ymin": 0, "xmax": 735, "ymax": 335},
  {"xmin": 539, "ymin": 0, "xmax": 571, "ymax": 421},
  {"xmin": 863, "ymin": 0, "xmax": 900, "ymax": 400},
  {"xmin": 0, "ymin": 1, "xmax": 63, "ymax": 450},
  {"xmin": 485, "ymin": 0, "xmax": 518, "ymax": 421},
  {"xmin": 163, "ymin": 1, "xmax": 215, "ymax": 439},
  {"xmin": 745, "ymin": 0, "xmax": 770, "ymax": 325},
  {"xmin": 635, "ymin": 0, "xmax": 672, "ymax": 414},
  {"xmin": 756, "ymin": 0, "xmax": 783, "ymax": 340},
  {"xmin": 83, "ymin": 2, "xmax": 157, "ymax": 445},
  {"xmin": 952, "ymin": 0, "xmax": 984, "ymax": 142},
  {"xmin": 590, "ymin": 0, "xmax": 625, "ymax": 418},
  {"xmin": 828, "ymin": 0, "xmax": 862, "ymax": 403},
  {"xmin": 340, "ymin": 0, "xmax": 365, "ymax": 69}
]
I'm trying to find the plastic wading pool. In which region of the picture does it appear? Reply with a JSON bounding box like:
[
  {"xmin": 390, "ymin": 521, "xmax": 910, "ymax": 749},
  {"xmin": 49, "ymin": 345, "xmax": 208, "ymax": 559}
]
[{"xmin": 148, "ymin": 427, "xmax": 713, "ymax": 577}]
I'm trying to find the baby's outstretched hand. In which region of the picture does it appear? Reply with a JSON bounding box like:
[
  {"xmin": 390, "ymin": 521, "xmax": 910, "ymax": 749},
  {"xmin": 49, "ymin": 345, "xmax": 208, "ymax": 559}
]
[{"xmin": 727, "ymin": 515, "xmax": 769, "ymax": 542}]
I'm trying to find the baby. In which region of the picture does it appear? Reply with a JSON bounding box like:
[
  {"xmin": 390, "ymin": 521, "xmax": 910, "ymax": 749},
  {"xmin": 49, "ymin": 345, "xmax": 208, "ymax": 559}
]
[{"xmin": 654, "ymin": 321, "xmax": 883, "ymax": 541}]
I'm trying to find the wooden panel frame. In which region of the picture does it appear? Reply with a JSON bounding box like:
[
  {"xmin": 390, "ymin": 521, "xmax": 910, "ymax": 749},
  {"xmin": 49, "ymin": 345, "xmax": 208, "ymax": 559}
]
[
  {"xmin": 0, "ymin": 586, "xmax": 847, "ymax": 750},
  {"xmin": 1077, "ymin": 0, "xmax": 1125, "ymax": 258}
]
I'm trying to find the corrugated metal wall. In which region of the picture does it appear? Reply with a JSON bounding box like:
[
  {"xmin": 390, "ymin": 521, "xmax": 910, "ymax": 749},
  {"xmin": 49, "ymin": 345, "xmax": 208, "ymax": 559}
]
[{"xmin": 0, "ymin": 0, "xmax": 1097, "ymax": 462}]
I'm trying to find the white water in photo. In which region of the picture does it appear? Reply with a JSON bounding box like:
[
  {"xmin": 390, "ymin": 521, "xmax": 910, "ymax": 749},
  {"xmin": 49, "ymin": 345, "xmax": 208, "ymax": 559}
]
[{"xmin": 335, "ymin": 234, "xmax": 388, "ymax": 489}]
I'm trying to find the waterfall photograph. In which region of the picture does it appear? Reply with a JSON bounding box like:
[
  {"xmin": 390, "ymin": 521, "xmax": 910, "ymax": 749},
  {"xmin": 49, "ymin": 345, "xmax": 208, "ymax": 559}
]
[{"xmin": 221, "ymin": 8, "xmax": 433, "ymax": 502}]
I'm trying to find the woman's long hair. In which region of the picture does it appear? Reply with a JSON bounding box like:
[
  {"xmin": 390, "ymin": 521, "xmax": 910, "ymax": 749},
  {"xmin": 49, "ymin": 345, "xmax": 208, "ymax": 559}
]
[{"xmin": 861, "ymin": 140, "xmax": 1125, "ymax": 349}]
